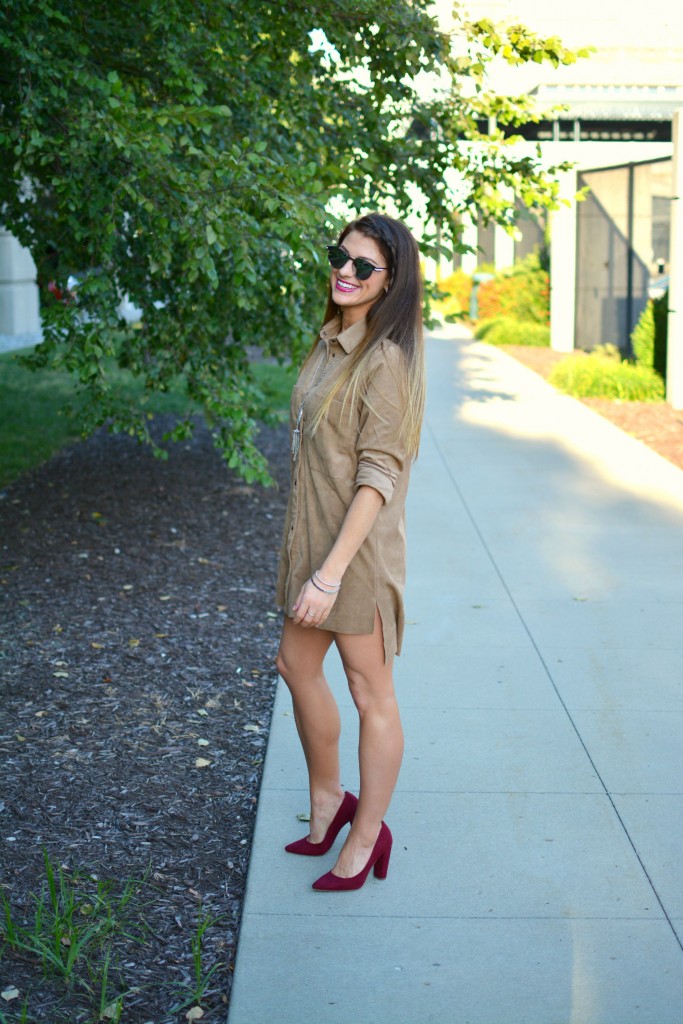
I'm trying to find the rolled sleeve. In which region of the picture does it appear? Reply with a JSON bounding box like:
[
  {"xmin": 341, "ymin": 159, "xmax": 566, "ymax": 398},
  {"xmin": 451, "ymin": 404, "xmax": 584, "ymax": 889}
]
[
  {"xmin": 355, "ymin": 459, "xmax": 398, "ymax": 504},
  {"xmin": 354, "ymin": 344, "xmax": 408, "ymax": 505}
]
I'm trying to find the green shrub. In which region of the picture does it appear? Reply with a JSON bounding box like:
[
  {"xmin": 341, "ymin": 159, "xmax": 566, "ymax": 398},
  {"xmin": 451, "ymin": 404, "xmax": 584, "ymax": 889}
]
[
  {"xmin": 590, "ymin": 342, "xmax": 622, "ymax": 363},
  {"xmin": 433, "ymin": 268, "xmax": 473, "ymax": 320},
  {"xmin": 475, "ymin": 316, "xmax": 549, "ymax": 347},
  {"xmin": 631, "ymin": 300, "xmax": 655, "ymax": 367},
  {"xmin": 549, "ymin": 352, "xmax": 665, "ymax": 401},
  {"xmin": 476, "ymin": 252, "xmax": 550, "ymax": 325},
  {"xmin": 631, "ymin": 291, "xmax": 668, "ymax": 380}
]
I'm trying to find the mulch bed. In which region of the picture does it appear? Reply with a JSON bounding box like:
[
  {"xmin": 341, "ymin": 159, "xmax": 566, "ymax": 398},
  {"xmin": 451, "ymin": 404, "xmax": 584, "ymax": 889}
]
[{"xmin": 0, "ymin": 418, "xmax": 290, "ymax": 1023}]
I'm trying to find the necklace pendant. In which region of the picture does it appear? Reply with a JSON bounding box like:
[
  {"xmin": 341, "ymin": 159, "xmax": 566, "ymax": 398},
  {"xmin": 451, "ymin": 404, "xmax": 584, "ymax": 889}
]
[{"xmin": 290, "ymin": 349, "xmax": 327, "ymax": 463}]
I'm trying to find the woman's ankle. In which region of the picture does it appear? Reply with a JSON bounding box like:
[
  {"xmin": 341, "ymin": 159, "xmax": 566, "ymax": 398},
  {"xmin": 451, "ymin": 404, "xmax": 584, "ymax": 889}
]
[
  {"xmin": 310, "ymin": 786, "xmax": 344, "ymax": 813},
  {"xmin": 346, "ymin": 821, "xmax": 382, "ymax": 849}
]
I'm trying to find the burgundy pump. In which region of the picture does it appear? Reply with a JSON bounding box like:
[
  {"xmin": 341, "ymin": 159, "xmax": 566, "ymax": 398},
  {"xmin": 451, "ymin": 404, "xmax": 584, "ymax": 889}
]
[
  {"xmin": 284, "ymin": 791, "xmax": 358, "ymax": 856},
  {"xmin": 312, "ymin": 821, "xmax": 392, "ymax": 891}
]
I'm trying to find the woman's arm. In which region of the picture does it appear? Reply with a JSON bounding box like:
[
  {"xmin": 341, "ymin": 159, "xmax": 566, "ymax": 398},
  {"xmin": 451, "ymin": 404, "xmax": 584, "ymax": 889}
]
[{"xmin": 292, "ymin": 485, "xmax": 384, "ymax": 628}]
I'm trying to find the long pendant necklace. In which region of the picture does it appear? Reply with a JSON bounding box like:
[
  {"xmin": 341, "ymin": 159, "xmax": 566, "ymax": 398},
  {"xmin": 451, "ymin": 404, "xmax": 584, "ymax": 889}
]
[{"xmin": 291, "ymin": 349, "xmax": 330, "ymax": 461}]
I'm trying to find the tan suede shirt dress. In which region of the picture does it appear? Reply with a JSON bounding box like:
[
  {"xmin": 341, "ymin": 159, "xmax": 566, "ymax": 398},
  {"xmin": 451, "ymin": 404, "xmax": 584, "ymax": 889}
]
[{"xmin": 276, "ymin": 315, "xmax": 413, "ymax": 661}]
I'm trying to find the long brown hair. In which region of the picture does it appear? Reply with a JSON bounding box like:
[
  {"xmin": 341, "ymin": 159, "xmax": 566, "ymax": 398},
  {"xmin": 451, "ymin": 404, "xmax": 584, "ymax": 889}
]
[{"xmin": 307, "ymin": 213, "xmax": 425, "ymax": 458}]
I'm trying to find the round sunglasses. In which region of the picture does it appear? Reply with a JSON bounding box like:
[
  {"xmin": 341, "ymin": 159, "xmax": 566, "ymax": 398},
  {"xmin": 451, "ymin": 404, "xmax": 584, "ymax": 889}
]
[{"xmin": 326, "ymin": 245, "xmax": 386, "ymax": 281}]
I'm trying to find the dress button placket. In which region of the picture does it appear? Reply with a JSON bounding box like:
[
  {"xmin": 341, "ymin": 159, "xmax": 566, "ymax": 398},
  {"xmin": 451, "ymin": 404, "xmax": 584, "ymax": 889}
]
[{"xmin": 286, "ymin": 334, "xmax": 333, "ymax": 595}]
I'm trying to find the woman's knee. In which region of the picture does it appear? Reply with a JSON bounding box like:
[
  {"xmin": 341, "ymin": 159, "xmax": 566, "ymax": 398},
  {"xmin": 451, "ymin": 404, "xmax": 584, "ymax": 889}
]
[
  {"xmin": 347, "ymin": 679, "xmax": 370, "ymax": 715},
  {"xmin": 275, "ymin": 648, "xmax": 288, "ymax": 682},
  {"xmin": 275, "ymin": 646, "xmax": 300, "ymax": 686},
  {"xmin": 276, "ymin": 620, "xmax": 308, "ymax": 684},
  {"xmin": 345, "ymin": 668, "xmax": 394, "ymax": 715},
  {"xmin": 275, "ymin": 630, "xmax": 330, "ymax": 688}
]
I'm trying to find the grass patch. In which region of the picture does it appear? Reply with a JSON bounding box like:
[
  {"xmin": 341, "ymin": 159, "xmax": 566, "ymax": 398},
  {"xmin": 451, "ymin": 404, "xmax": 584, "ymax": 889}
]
[
  {"xmin": 0, "ymin": 850, "xmax": 148, "ymax": 1022},
  {"xmin": 0, "ymin": 349, "xmax": 297, "ymax": 488},
  {"xmin": 0, "ymin": 349, "xmax": 192, "ymax": 489},
  {"xmin": 549, "ymin": 352, "xmax": 665, "ymax": 401},
  {"xmin": 0, "ymin": 850, "xmax": 221, "ymax": 1023},
  {"xmin": 252, "ymin": 360, "xmax": 298, "ymax": 420},
  {"xmin": 0, "ymin": 350, "xmax": 86, "ymax": 487}
]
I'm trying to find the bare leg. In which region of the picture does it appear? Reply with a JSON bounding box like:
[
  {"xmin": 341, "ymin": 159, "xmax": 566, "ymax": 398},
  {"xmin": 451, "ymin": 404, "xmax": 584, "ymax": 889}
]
[
  {"xmin": 276, "ymin": 616, "xmax": 345, "ymax": 842},
  {"xmin": 331, "ymin": 608, "xmax": 403, "ymax": 877}
]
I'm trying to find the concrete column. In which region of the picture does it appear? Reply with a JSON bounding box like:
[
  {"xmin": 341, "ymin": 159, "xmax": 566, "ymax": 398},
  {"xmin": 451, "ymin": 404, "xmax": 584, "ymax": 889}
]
[
  {"xmin": 0, "ymin": 228, "xmax": 42, "ymax": 352},
  {"xmin": 667, "ymin": 110, "xmax": 683, "ymax": 409},
  {"xmin": 460, "ymin": 217, "xmax": 478, "ymax": 276},
  {"xmin": 494, "ymin": 223, "xmax": 515, "ymax": 271},
  {"xmin": 549, "ymin": 170, "xmax": 578, "ymax": 353}
]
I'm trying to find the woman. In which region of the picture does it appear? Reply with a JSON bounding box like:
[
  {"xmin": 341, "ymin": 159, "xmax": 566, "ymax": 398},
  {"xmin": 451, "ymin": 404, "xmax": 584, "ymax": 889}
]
[{"xmin": 275, "ymin": 212, "xmax": 425, "ymax": 891}]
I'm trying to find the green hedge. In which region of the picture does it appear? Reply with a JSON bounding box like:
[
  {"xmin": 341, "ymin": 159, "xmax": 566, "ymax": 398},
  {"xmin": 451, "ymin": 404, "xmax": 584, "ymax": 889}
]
[
  {"xmin": 549, "ymin": 353, "xmax": 665, "ymax": 401},
  {"xmin": 474, "ymin": 316, "xmax": 550, "ymax": 347},
  {"xmin": 473, "ymin": 317, "xmax": 503, "ymax": 339}
]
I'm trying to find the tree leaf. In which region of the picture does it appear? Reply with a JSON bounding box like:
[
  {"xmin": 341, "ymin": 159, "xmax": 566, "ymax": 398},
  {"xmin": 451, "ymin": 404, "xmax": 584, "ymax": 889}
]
[{"xmin": 1, "ymin": 0, "xmax": 587, "ymax": 483}]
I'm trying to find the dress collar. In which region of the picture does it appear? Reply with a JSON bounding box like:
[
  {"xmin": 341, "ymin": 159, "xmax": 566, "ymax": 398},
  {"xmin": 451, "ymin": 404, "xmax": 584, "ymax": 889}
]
[{"xmin": 319, "ymin": 316, "xmax": 367, "ymax": 355}]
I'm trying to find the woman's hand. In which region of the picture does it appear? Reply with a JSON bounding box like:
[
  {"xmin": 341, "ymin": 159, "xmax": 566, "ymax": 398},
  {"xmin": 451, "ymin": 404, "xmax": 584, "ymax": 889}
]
[{"xmin": 292, "ymin": 577, "xmax": 339, "ymax": 628}]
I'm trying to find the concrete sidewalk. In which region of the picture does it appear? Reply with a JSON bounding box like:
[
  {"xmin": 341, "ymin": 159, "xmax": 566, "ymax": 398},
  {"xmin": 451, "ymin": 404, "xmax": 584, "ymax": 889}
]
[{"xmin": 227, "ymin": 326, "xmax": 683, "ymax": 1024}]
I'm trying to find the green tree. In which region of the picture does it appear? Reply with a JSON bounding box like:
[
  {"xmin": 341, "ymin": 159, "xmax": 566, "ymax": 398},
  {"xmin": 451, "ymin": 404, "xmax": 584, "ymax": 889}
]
[{"xmin": 0, "ymin": 1, "xmax": 588, "ymax": 481}]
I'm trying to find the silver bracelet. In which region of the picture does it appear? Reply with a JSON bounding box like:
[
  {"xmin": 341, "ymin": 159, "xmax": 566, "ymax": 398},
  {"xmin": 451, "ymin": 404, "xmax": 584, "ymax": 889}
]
[
  {"xmin": 314, "ymin": 569, "xmax": 341, "ymax": 591},
  {"xmin": 309, "ymin": 574, "xmax": 340, "ymax": 595}
]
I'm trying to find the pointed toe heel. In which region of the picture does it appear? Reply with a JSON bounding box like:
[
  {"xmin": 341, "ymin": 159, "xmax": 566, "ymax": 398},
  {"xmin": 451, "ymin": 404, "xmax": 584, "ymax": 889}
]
[
  {"xmin": 285, "ymin": 791, "xmax": 358, "ymax": 856},
  {"xmin": 312, "ymin": 821, "xmax": 393, "ymax": 892}
]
